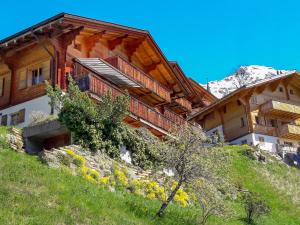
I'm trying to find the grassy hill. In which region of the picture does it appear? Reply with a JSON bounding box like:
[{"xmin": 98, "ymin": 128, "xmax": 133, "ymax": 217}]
[{"xmin": 0, "ymin": 128, "xmax": 300, "ymax": 225}]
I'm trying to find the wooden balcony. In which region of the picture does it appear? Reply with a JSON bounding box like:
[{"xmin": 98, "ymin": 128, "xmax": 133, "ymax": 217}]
[
  {"xmin": 253, "ymin": 124, "xmax": 278, "ymax": 136},
  {"xmin": 77, "ymin": 73, "xmax": 186, "ymax": 134},
  {"xmin": 260, "ymin": 100, "xmax": 300, "ymax": 120},
  {"xmin": 105, "ymin": 56, "xmax": 171, "ymax": 103},
  {"xmin": 279, "ymin": 124, "xmax": 300, "ymax": 140}
]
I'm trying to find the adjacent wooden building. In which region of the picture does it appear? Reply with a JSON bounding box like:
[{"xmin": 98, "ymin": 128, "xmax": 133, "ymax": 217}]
[
  {"xmin": 0, "ymin": 13, "xmax": 215, "ymax": 151},
  {"xmin": 189, "ymin": 72, "xmax": 300, "ymax": 153}
]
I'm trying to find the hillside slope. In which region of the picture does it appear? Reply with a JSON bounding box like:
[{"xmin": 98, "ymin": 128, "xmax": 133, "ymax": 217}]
[{"xmin": 0, "ymin": 130, "xmax": 299, "ymax": 225}]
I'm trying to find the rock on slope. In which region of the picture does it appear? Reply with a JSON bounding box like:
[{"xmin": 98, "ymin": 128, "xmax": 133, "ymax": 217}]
[{"xmin": 204, "ymin": 65, "xmax": 292, "ymax": 99}]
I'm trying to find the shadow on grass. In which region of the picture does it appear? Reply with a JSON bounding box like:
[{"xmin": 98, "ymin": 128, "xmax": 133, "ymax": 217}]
[
  {"xmin": 125, "ymin": 195, "xmax": 198, "ymax": 225},
  {"xmin": 239, "ymin": 218, "xmax": 258, "ymax": 225}
]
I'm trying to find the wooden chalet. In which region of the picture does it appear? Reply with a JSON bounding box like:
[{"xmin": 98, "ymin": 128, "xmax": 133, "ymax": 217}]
[
  {"xmin": 0, "ymin": 13, "xmax": 215, "ymax": 151},
  {"xmin": 189, "ymin": 72, "xmax": 300, "ymax": 153}
]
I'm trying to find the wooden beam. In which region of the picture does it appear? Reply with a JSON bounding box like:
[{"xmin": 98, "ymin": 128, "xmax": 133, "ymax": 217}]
[
  {"xmin": 217, "ymin": 108, "xmax": 227, "ymax": 140},
  {"xmin": 50, "ymin": 26, "xmax": 83, "ymax": 89},
  {"xmin": 269, "ymin": 79, "xmax": 282, "ymax": 92},
  {"xmin": 138, "ymin": 91, "xmax": 152, "ymax": 98},
  {"xmin": 283, "ymin": 83, "xmax": 290, "ymax": 100},
  {"xmin": 107, "ymin": 34, "xmax": 128, "ymax": 50},
  {"xmin": 84, "ymin": 30, "xmax": 106, "ymax": 57},
  {"xmin": 144, "ymin": 60, "xmax": 161, "ymax": 73},
  {"xmin": 187, "ymin": 93, "xmax": 198, "ymax": 101},
  {"xmin": 124, "ymin": 38, "xmax": 144, "ymax": 62},
  {"xmin": 253, "ymin": 85, "xmax": 266, "ymax": 94},
  {"xmin": 153, "ymin": 101, "xmax": 169, "ymax": 107},
  {"xmin": 0, "ymin": 56, "xmax": 17, "ymax": 105},
  {"xmin": 244, "ymin": 96, "xmax": 253, "ymax": 133}
]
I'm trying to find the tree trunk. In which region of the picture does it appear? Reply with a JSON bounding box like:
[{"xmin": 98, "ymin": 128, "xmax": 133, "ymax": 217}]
[{"xmin": 156, "ymin": 180, "xmax": 183, "ymax": 217}]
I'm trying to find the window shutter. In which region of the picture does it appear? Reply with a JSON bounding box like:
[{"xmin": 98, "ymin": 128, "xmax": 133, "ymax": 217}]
[
  {"xmin": 18, "ymin": 69, "xmax": 27, "ymax": 89},
  {"xmin": 0, "ymin": 77, "xmax": 5, "ymax": 96},
  {"xmin": 1, "ymin": 115, "xmax": 7, "ymax": 126},
  {"xmin": 27, "ymin": 69, "xmax": 32, "ymax": 87},
  {"xmin": 18, "ymin": 109, "xmax": 25, "ymax": 123}
]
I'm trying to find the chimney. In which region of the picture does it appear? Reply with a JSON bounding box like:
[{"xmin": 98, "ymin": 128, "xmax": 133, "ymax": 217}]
[{"xmin": 206, "ymin": 77, "xmax": 211, "ymax": 93}]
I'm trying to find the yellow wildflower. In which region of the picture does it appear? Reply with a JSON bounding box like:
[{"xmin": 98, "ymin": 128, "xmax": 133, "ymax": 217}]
[
  {"xmin": 99, "ymin": 176, "xmax": 110, "ymax": 185},
  {"xmin": 65, "ymin": 149, "xmax": 76, "ymax": 157}
]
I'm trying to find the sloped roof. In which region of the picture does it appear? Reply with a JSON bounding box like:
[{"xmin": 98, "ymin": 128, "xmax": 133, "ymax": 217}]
[
  {"xmin": 188, "ymin": 71, "xmax": 300, "ymax": 120},
  {"xmin": 0, "ymin": 13, "xmax": 196, "ymax": 96}
]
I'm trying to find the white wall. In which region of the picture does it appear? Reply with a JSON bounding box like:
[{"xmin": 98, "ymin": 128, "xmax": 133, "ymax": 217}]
[
  {"xmin": 231, "ymin": 133, "xmax": 279, "ymax": 152},
  {"xmin": 231, "ymin": 133, "xmax": 255, "ymax": 146},
  {"xmin": 0, "ymin": 95, "xmax": 52, "ymax": 128},
  {"xmin": 231, "ymin": 133, "xmax": 300, "ymax": 153},
  {"xmin": 206, "ymin": 125, "xmax": 224, "ymax": 137},
  {"xmin": 252, "ymin": 134, "xmax": 279, "ymax": 153}
]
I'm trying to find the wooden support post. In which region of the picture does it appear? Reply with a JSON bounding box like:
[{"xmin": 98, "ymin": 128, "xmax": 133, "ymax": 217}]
[
  {"xmin": 243, "ymin": 95, "xmax": 253, "ymax": 133},
  {"xmin": 283, "ymin": 83, "xmax": 290, "ymax": 100},
  {"xmin": 217, "ymin": 108, "xmax": 226, "ymax": 140},
  {"xmin": 50, "ymin": 27, "xmax": 83, "ymax": 89},
  {"xmin": 1, "ymin": 55, "xmax": 16, "ymax": 106}
]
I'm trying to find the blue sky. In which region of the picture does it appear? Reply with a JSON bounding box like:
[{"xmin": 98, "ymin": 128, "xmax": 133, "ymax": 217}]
[{"xmin": 1, "ymin": 0, "xmax": 299, "ymax": 83}]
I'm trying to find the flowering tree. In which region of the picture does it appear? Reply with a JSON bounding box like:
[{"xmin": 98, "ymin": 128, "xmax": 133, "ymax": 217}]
[
  {"xmin": 193, "ymin": 179, "xmax": 230, "ymax": 225},
  {"xmin": 157, "ymin": 125, "xmax": 226, "ymax": 216}
]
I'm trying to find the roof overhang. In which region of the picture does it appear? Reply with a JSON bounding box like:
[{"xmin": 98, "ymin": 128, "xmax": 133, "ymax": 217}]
[
  {"xmin": 188, "ymin": 71, "xmax": 300, "ymax": 121},
  {"xmin": 0, "ymin": 13, "xmax": 193, "ymax": 98}
]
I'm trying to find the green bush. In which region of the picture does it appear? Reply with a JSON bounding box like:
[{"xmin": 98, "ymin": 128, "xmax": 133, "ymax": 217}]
[
  {"xmin": 242, "ymin": 192, "xmax": 270, "ymax": 224},
  {"xmin": 46, "ymin": 76, "xmax": 164, "ymax": 169}
]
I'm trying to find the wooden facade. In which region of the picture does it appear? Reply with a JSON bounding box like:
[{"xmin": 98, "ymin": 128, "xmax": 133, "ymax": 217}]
[
  {"xmin": 190, "ymin": 72, "xmax": 300, "ymax": 147},
  {"xmin": 0, "ymin": 13, "xmax": 215, "ymax": 137}
]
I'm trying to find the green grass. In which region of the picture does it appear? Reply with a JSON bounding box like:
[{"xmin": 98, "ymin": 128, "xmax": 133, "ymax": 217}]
[
  {"xmin": 0, "ymin": 148, "xmax": 199, "ymax": 225},
  {"xmin": 0, "ymin": 127, "xmax": 299, "ymax": 225},
  {"xmin": 222, "ymin": 145, "xmax": 300, "ymax": 225}
]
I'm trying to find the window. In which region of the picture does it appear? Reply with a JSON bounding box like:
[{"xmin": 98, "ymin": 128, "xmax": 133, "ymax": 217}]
[
  {"xmin": 10, "ymin": 113, "xmax": 19, "ymax": 126},
  {"xmin": 27, "ymin": 60, "xmax": 50, "ymax": 86},
  {"xmin": 258, "ymin": 136, "xmax": 265, "ymax": 143},
  {"xmin": 0, "ymin": 77, "xmax": 5, "ymax": 96},
  {"xmin": 10, "ymin": 109, "xmax": 25, "ymax": 126},
  {"xmin": 255, "ymin": 116, "xmax": 260, "ymax": 124},
  {"xmin": 270, "ymin": 119, "xmax": 277, "ymax": 127},
  {"xmin": 18, "ymin": 109, "xmax": 25, "ymax": 123},
  {"xmin": 18, "ymin": 69, "xmax": 27, "ymax": 89},
  {"xmin": 279, "ymin": 87, "xmax": 283, "ymax": 92},
  {"xmin": 1, "ymin": 115, "xmax": 7, "ymax": 126},
  {"xmin": 31, "ymin": 68, "xmax": 44, "ymax": 85},
  {"xmin": 223, "ymin": 106, "xmax": 227, "ymax": 114},
  {"xmin": 290, "ymin": 89, "xmax": 294, "ymax": 95},
  {"xmin": 237, "ymin": 100, "xmax": 242, "ymax": 106},
  {"xmin": 241, "ymin": 117, "xmax": 245, "ymax": 127},
  {"xmin": 284, "ymin": 142, "xmax": 293, "ymax": 147},
  {"xmin": 251, "ymin": 96, "xmax": 257, "ymax": 104},
  {"xmin": 241, "ymin": 139, "xmax": 247, "ymax": 145}
]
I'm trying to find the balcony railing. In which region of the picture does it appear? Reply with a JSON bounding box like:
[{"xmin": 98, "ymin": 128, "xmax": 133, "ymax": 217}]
[
  {"xmin": 260, "ymin": 100, "xmax": 300, "ymax": 119},
  {"xmin": 105, "ymin": 56, "xmax": 171, "ymax": 102},
  {"xmin": 280, "ymin": 145, "xmax": 298, "ymax": 153},
  {"xmin": 253, "ymin": 124, "xmax": 278, "ymax": 136},
  {"xmin": 77, "ymin": 73, "xmax": 186, "ymax": 133},
  {"xmin": 280, "ymin": 124, "xmax": 300, "ymax": 140}
]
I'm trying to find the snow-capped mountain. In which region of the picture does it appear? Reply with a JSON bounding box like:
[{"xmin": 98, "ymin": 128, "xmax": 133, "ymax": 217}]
[{"xmin": 204, "ymin": 65, "xmax": 293, "ymax": 99}]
